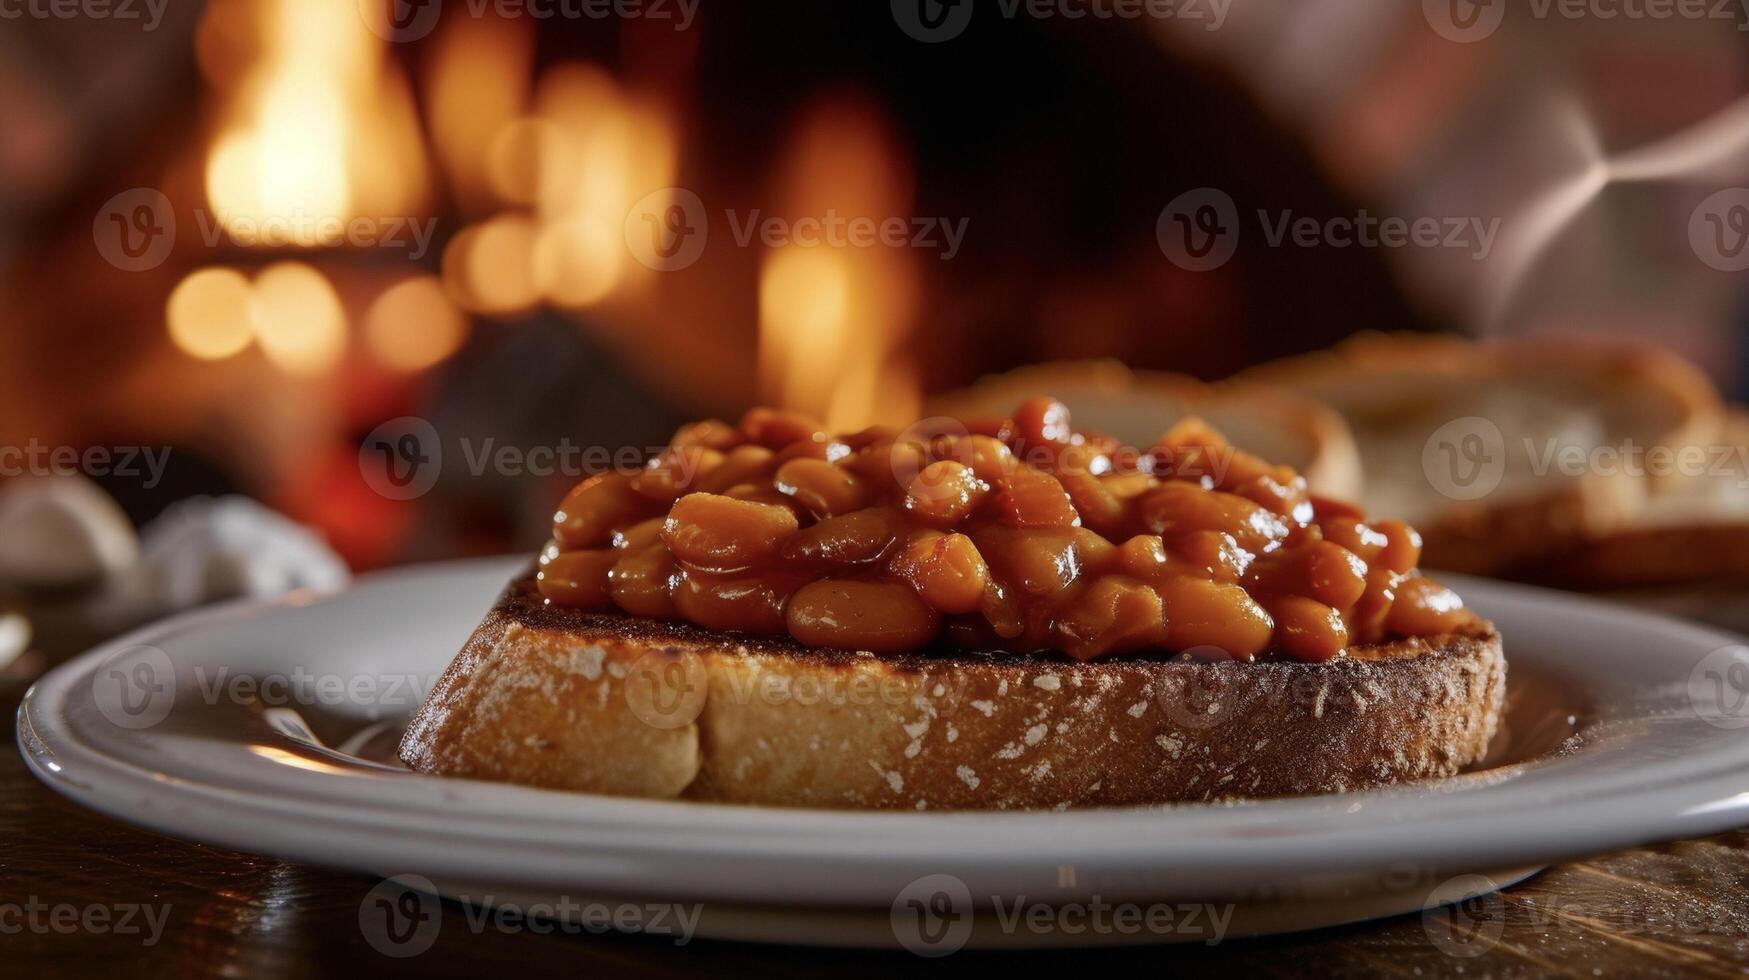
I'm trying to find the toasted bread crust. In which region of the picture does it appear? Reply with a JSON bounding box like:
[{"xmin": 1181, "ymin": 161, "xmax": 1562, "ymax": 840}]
[
  {"xmin": 400, "ymin": 577, "xmax": 1505, "ymax": 809},
  {"xmin": 1517, "ymin": 409, "xmax": 1749, "ymax": 589}
]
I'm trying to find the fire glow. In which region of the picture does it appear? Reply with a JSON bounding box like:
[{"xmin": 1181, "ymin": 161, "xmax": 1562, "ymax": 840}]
[
  {"xmin": 202, "ymin": 0, "xmax": 428, "ymax": 242},
  {"xmin": 758, "ymin": 99, "xmax": 923, "ymax": 432}
]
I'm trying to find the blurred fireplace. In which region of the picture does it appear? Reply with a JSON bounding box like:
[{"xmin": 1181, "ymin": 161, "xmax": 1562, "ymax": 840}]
[{"xmin": 0, "ymin": 0, "xmax": 1430, "ymax": 566}]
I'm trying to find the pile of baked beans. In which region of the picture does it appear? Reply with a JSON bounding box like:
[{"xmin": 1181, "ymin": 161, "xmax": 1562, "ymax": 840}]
[{"xmin": 537, "ymin": 399, "xmax": 1478, "ymax": 661}]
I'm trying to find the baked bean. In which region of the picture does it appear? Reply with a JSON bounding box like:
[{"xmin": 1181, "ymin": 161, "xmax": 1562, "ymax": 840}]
[
  {"xmin": 537, "ymin": 549, "xmax": 619, "ymax": 609},
  {"xmin": 1215, "ymin": 447, "xmax": 1271, "ymax": 488},
  {"xmin": 1304, "ymin": 540, "xmax": 1369, "ymax": 608},
  {"xmin": 1169, "ymin": 530, "xmax": 1247, "ymax": 582},
  {"xmin": 1101, "ymin": 471, "xmax": 1159, "ymax": 501},
  {"xmin": 1058, "ymin": 470, "xmax": 1125, "ymax": 538},
  {"xmin": 608, "ymin": 547, "xmax": 678, "ymax": 618},
  {"xmin": 1157, "ymin": 576, "xmax": 1274, "ymax": 660},
  {"xmin": 1107, "ymin": 442, "xmax": 1157, "ymax": 476},
  {"xmin": 739, "ymin": 407, "xmax": 825, "ymax": 450},
  {"xmin": 631, "ymin": 447, "xmax": 725, "ymax": 502},
  {"xmin": 611, "ymin": 517, "xmax": 667, "ymax": 552},
  {"xmin": 991, "ymin": 467, "xmax": 1079, "ymax": 528},
  {"xmin": 1370, "ymin": 518, "xmax": 1423, "ymax": 574},
  {"xmin": 662, "ymin": 493, "xmax": 799, "ymax": 570},
  {"xmin": 841, "ymin": 425, "xmax": 899, "ymax": 450},
  {"xmin": 774, "ymin": 436, "xmax": 853, "ymax": 465},
  {"xmin": 1247, "ymin": 539, "xmax": 1367, "ymax": 610},
  {"xmin": 1115, "ymin": 534, "xmax": 1170, "ymax": 580},
  {"xmin": 781, "ymin": 507, "xmax": 904, "ymax": 566},
  {"xmin": 1054, "ymin": 575, "xmax": 1167, "ymax": 660},
  {"xmin": 786, "ymin": 579, "xmax": 941, "ymax": 651},
  {"xmin": 1385, "ymin": 575, "xmax": 1474, "ymax": 636},
  {"xmin": 931, "ymin": 434, "xmax": 1016, "ymax": 484},
  {"xmin": 841, "ymin": 439, "xmax": 929, "ymax": 494},
  {"xmin": 672, "ymin": 567, "xmax": 802, "ymax": 634},
  {"xmin": 1159, "ymin": 416, "xmax": 1226, "ymax": 451},
  {"xmin": 671, "ymin": 419, "xmax": 741, "ymax": 451},
  {"xmin": 1009, "ymin": 396, "xmax": 1073, "ymax": 449},
  {"xmin": 903, "ymin": 460, "xmax": 991, "ymax": 528},
  {"xmin": 971, "ymin": 525, "xmax": 1085, "ymax": 598},
  {"xmin": 553, "ymin": 474, "xmax": 655, "ymax": 550},
  {"xmin": 1322, "ymin": 517, "xmax": 1389, "ymax": 563},
  {"xmin": 775, "ymin": 458, "xmax": 869, "ymax": 517},
  {"xmin": 892, "ymin": 530, "xmax": 990, "ymax": 614},
  {"xmin": 1139, "ymin": 482, "xmax": 1288, "ymax": 554},
  {"xmin": 1068, "ymin": 525, "xmax": 1118, "ymax": 571},
  {"xmin": 538, "ymin": 538, "xmax": 562, "ymax": 567},
  {"xmin": 694, "ymin": 445, "xmax": 777, "ymax": 494},
  {"xmin": 1267, "ymin": 595, "xmax": 1349, "ymax": 663},
  {"xmin": 1150, "ymin": 418, "xmax": 1226, "ymax": 483},
  {"xmin": 1347, "ymin": 568, "xmax": 1400, "ymax": 645},
  {"xmin": 978, "ymin": 578, "xmax": 1028, "ymax": 640},
  {"xmin": 1051, "ymin": 442, "xmax": 1112, "ymax": 478},
  {"xmin": 1230, "ymin": 471, "xmax": 1309, "ymax": 519}
]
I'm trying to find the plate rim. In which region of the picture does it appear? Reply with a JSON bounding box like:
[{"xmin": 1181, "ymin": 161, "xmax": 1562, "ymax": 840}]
[{"xmin": 19, "ymin": 557, "xmax": 1749, "ymax": 906}]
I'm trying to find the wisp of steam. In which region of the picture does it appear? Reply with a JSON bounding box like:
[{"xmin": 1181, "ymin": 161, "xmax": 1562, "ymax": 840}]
[{"xmin": 1483, "ymin": 92, "xmax": 1749, "ymax": 328}]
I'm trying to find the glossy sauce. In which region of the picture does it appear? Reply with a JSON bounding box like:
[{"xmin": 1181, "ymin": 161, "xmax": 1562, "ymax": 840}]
[{"xmin": 537, "ymin": 401, "xmax": 1480, "ymax": 660}]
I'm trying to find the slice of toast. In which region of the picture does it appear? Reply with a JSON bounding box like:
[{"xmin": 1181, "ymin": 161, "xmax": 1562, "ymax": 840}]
[
  {"xmin": 1517, "ymin": 409, "xmax": 1749, "ymax": 590},
  {"xmin": 1236, "ymin": 333, "xmax": 1724, "ymax": 576},
  {"xmin": 927, "ymin": 360, "xmax": 1364, "ymax": 501},
  {"xmin": 399, "ymin": 576, "xmax": 1505, "ymax": 809}
]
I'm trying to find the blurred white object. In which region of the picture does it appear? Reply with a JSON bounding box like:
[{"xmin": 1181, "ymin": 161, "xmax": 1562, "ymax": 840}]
[
  {"xmin": 0, "ymin": 609, "xmax": 29, "ymax": 672},
  {"xmin": 127, "ymin": 496, "xmax": 350, "ymax": 609},
  {"xmin": 0, "ymin": 476, "xmax": 141, "ymax": 588}
]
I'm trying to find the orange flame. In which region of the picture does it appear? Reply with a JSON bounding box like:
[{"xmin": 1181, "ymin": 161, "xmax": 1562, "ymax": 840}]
[
  {"xmin": 201, "ymin": 0, "xmax": 429, "ymax": 241},
  {"xmin": 757, "ymin": 97, "xmax": 921, "ymax": 431},
  {"xmin": 444, "ymin": 62, "xmax": 681, "ymax": 314}
]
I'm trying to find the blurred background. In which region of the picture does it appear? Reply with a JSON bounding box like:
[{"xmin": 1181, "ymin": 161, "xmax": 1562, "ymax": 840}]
[{"xmin": 0, "ymin": 0, "xmax": 1745, "ymax": 661}]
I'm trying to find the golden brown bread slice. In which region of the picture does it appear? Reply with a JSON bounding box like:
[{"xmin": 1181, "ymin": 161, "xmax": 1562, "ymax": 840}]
[
  {"xmin": 927, "ymin": 360, "xmax": 1364, "ymax": 501},
  {"xmin": 1236, "ymin": 332, "xmax": 1724, "ymax": 576},
  {"xmin": 1517, "ymin": 409, "xmax": 1749, "ymax": 590},
  {"xmin": 399, "ymin": 576, "xmax": 1505, "ymax": 809}
]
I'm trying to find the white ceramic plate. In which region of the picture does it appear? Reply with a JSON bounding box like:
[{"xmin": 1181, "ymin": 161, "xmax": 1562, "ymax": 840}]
[{"xmin": 19, "ymin": 558, "xmax": 1749, "ymax": 950}]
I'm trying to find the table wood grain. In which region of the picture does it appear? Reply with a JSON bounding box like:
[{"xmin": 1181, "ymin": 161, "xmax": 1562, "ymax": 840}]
[{"xmin": 5, "ymin": 679, "xmax": 1747, "ymax": 978}]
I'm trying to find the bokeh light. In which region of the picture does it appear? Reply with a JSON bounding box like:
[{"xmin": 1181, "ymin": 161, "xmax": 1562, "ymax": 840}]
[
  {"xmin": 366, "ymin": 275, "xmax": 469, "ymax": 371},
  {"xmin": 166, "ymin": 267, "xmax": 255, "ymax": 361},
  {"xmin": 249, "ymin": 261, "xmax": 347, "ymax": 375}
]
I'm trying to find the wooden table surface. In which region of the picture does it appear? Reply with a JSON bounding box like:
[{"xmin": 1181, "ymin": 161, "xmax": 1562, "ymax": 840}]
[{"xmin": 6, "ymin": 676, "xmax": 1749, "ymax": 979}]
